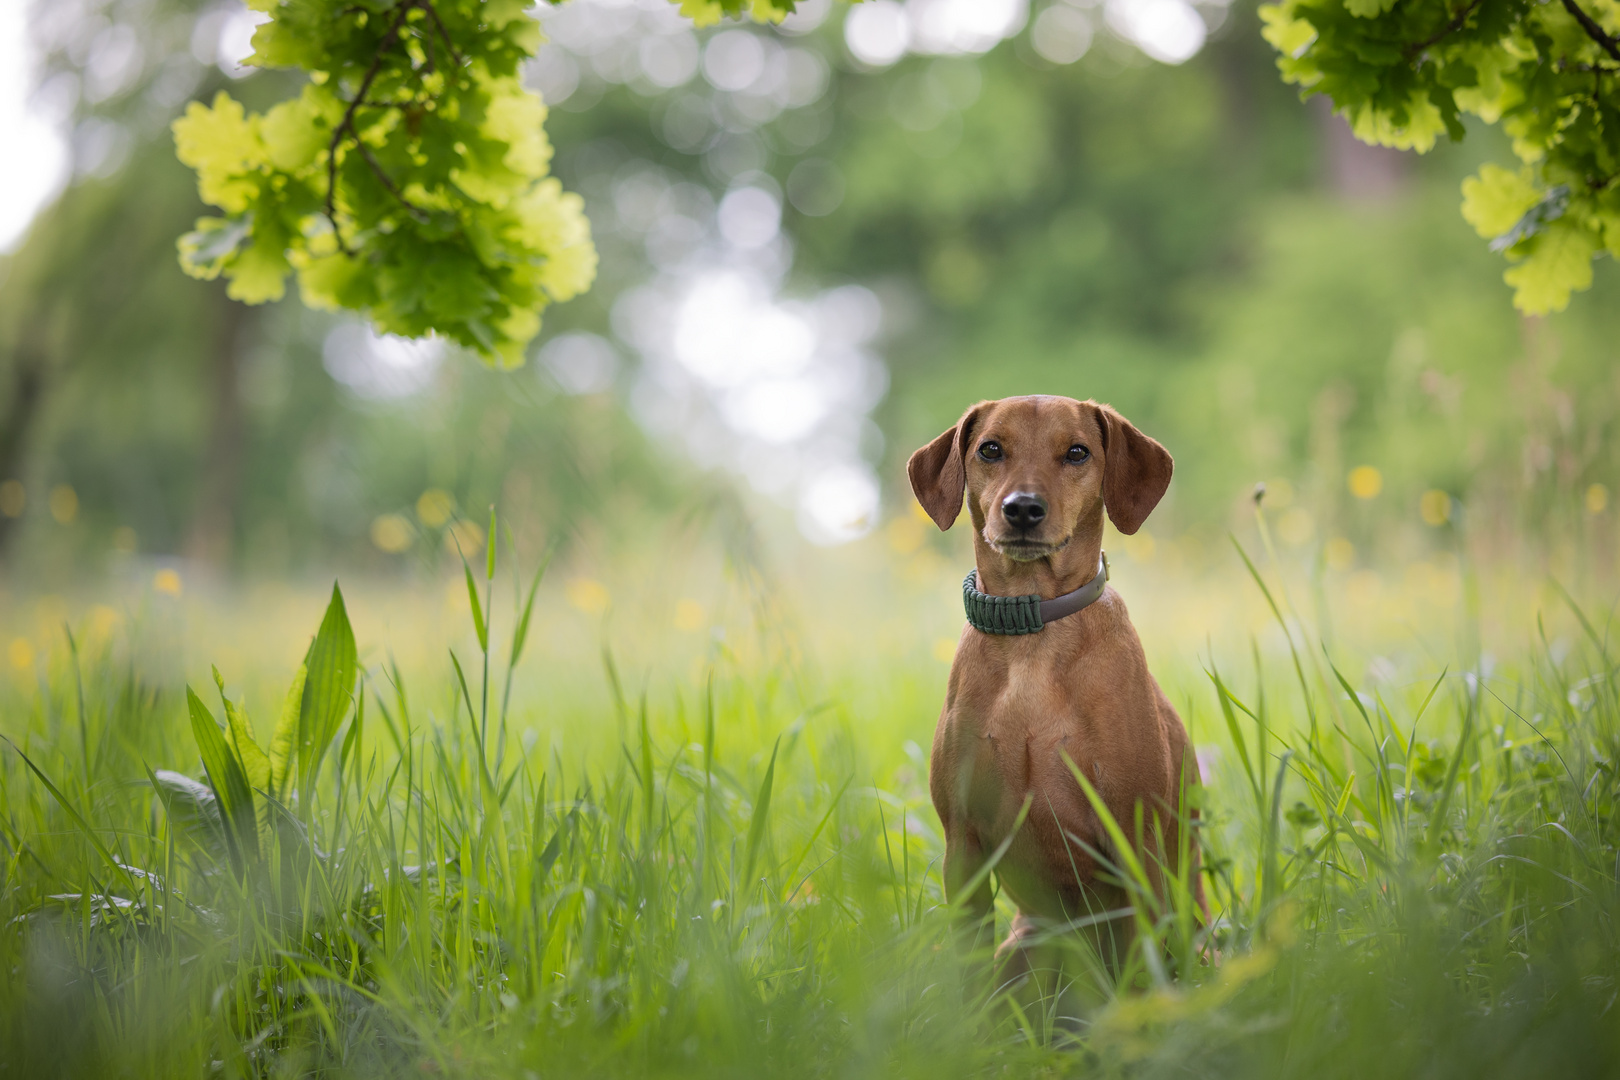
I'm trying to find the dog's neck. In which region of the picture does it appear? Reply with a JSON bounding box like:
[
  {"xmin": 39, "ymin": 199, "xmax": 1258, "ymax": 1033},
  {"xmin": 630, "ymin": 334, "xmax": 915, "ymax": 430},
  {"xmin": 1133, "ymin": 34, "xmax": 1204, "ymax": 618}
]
[{"xmin": 970, "ymin": 514, "xmax": 1105, "ymax": 601}]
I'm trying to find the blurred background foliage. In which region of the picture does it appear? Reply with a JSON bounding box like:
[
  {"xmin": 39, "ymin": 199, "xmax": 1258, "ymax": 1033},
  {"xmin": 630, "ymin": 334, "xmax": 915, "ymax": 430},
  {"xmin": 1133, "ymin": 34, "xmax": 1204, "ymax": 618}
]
[{"xmin": 1, "ymin": 0, "xmax": 1617, "ymax": 592}]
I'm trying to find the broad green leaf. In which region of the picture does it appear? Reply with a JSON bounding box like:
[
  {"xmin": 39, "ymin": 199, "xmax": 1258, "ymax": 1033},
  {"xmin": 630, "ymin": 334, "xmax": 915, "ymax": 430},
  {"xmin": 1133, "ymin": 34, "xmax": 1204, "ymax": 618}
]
[
  {"xmin": 150, "ymin": 767, "xmax": 227, "ymax": 860},
  {"xmin": 214, "ymin": 665, "xmax": 271, "ymax": 793},
  {"xmin": 510, "ymin": 180, "xmax": 597, "ymax": 303},
  {"xmin": 225, "ymin": 231, "xmax": 292, "ymax": 304},
  {"xmin": 1347, "ymin": 96, "xmax": 1446, "ymax": 153},
  {"xmin": 296, "ymin": 584, "xmax": 358, "ymax": 795},
  {"xmin": 171, "ymin": 92, "xmax": 265, "ymax": 214},
  {"xmin": 296, "ymin": 249, "xmax": 369, "ymax": 312},
  {"xmin": 1259, "ymin": 4, "xmax": 1315, "ymax": 61},
  {"xmin": 224, "ymin": 698, "xmax": 272, "ymax": 795},
  {"xmin": 485, "ymin": 0, "xmax": 532, "ymax": 25},
  {"xmin": 261, "ymin": 84, "xmax": 337, "ymax": 172},
  {"xmin": 1505, "ymin": 220, "xmax": 1597, "ymax": 315},
  {"xmin": 679, "ymin": 0, "xmax": 727, "ymax": 27},
  {"xmin": 177, "ymin": 215, "xmax": 252, "ymax": 279},
  {"xmin": 187, "ymin": 686, "xmax": 258, "ymax": 868},
  {"xmin": 1600, "ymin": 211, "xmax": 1620, "ymax": 258},
  {"xmin": 269, "ymin": 662, "xmax": 306, "ymax": 800},
  {"xmin": 1461, "ymin": 165, "xmax": 1540, "ymax": 240},
  {"xmin": 1344, "ymin": 0, "xmax": 1396, "ymax": 19},
  {"xmin": 480, "ymin": 78, "xmax": 552, "ymax": 181}
]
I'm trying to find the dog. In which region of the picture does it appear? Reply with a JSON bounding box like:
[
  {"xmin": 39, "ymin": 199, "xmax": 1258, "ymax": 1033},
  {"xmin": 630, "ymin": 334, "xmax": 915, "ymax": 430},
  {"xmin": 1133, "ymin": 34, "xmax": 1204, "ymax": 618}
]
[{"xmin": 908, "ymin": 394, "xmax": 1203, "ymax": 989}]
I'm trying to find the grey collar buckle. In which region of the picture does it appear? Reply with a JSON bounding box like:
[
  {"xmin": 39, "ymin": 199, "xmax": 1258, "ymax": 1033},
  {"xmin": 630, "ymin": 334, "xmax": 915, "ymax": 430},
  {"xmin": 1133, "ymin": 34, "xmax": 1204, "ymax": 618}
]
[{"xmin": 963, "ymin": 553, "xmax": 1109, "ymax": 636}]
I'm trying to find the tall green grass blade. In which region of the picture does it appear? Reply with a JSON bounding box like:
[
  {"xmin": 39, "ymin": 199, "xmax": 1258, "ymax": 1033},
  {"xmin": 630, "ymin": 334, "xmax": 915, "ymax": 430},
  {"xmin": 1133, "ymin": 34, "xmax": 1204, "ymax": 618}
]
[
  {"xmin": 744, "ymin": 736, "xmax": 780, "ymax": 881},
  {"xmin": 509, "ymin": 543, "xmax": 555, "ymax": 669},
  {"xmin": 638, "ymin": 694, "xmax": 655, "ymax": 842},
  {"xmin": 64, "ymin": 625, "xmax": 89, "ymax": 777},
  {"xmin": 1231, "ymin": 535, "xmax": 1318, "ymax": 732},
  {"xmin": 462, "ymin": 559, "xmax": 488, "ymax": 654},
  {"xmin": 781, "ymin": 775, "xmax": 851, "ymax": 896},
  {"xmin": 1061, "ymin": 751, "xmax": 1160, "ymax": 929},
  {"xmin": 2, "ymin": 735, "xmax": 141, "ymax": 895},
  {"xmin": 1208, "ymin": 662, "xmax": 1261, "ymax": 807},
  {"xmin": 485, "ymin": 506, "xmax": 497, "ymax": 582}
]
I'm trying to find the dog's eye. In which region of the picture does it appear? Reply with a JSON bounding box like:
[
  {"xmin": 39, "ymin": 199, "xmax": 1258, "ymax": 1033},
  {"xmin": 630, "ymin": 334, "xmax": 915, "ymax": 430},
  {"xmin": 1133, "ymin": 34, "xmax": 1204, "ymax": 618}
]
[
  {"xmin": 978, "ymin": 441, "xmax": 1002, "ymax": 461},
  {"xmin": 1066, "ymin": 444, "xmax": 1091, "ymax": 463}
]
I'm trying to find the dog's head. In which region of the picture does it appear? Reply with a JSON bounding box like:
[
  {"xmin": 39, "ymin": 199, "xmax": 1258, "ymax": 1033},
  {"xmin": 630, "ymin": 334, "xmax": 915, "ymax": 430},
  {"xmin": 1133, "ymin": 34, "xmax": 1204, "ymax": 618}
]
[{"xmin": 907, "ymin": 395, "xmax": 1172, "ymax": 562}]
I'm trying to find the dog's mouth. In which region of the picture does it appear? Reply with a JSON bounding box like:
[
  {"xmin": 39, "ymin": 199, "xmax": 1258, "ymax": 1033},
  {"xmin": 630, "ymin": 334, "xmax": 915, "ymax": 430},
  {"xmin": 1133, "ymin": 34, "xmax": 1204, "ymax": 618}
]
[{"xmin": 988, "ymin": 533, "xmax": 1070, "ymax": 563}]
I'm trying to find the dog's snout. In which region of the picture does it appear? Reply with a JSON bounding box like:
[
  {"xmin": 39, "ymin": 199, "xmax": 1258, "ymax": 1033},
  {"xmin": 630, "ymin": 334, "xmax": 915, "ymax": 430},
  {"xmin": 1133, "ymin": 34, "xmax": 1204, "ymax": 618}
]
[{"xmin": 1001, "ymin": 492, "xmax": 1048, "ymax": 531}]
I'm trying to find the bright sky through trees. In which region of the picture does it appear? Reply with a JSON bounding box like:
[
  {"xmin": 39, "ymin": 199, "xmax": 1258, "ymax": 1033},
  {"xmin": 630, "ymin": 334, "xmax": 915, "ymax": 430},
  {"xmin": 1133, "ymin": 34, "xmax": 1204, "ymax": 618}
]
[{"xmin": 0, "ymin": 0, "xmax": 67, "ymax": 251}]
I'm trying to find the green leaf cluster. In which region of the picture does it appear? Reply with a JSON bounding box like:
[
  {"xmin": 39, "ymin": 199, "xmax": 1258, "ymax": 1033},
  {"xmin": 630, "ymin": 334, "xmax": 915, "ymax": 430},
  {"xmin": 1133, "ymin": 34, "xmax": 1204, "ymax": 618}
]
[
  {"xmin": 161, "ymin": 585, "xmax": 357, "ymax": 873},
  {"xmin": 674, "ymin": 0, "xmax": 795, "ymax": 27},
  {"xmin": 172, "ymin": 0, "xmax": 597, "ymax": 367},
  {"xmin": 1261, "ymin": 0, "xmax": 1620, "ymax": 313}
]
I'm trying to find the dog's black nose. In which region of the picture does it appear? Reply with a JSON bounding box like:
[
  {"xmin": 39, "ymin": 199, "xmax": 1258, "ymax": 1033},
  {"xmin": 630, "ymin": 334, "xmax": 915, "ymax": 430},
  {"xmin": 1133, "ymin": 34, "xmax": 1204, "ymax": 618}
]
[{"xmin": 1001, "ymin": 492, "xmax": 1047, "ymax": 530}]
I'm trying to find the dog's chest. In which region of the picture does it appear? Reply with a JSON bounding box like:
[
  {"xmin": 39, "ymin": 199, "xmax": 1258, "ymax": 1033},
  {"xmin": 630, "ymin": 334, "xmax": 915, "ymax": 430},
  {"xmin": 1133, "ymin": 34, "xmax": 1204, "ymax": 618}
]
[{"xmin": 953, "ymin": 650, "xmax": 1110, "ymax": 810}]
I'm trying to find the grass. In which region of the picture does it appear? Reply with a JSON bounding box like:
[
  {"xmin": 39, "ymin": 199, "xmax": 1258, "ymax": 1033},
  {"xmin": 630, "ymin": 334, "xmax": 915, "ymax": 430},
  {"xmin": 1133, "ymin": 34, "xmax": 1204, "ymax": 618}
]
[{"xmin": 2, "ymin": 527, "xmax": 1620, "ymax": 1079}]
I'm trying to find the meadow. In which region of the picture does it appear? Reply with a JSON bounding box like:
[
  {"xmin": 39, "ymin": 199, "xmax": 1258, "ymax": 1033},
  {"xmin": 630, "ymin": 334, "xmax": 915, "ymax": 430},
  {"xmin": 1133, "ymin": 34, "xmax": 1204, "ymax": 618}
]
[{"xmin": 2, "ymin": 505, "xmax": 1618, "ymax": 1080}]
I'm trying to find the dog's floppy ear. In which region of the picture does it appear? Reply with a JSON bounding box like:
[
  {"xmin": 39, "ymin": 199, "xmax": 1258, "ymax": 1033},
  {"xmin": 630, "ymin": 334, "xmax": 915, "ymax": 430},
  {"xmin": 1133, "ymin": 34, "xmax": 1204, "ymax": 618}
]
[
  {"xmin": 1091, "ymin": 402, "xmax": 1173, "ymax": 535},
  {"xmin": 907, "ymin": 403, "xmax": 987, "ymax": 531}
]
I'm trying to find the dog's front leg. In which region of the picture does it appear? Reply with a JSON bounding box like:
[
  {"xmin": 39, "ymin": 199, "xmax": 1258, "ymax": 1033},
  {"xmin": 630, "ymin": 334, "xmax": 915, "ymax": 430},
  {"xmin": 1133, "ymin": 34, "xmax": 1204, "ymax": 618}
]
[
  {"xmin": 942, "ymin": 821, "xmax": 994, "ymax": 925},
  {"xmin": 941, "ymin": 819, "xmax": 1003, "ymax": 1008}
]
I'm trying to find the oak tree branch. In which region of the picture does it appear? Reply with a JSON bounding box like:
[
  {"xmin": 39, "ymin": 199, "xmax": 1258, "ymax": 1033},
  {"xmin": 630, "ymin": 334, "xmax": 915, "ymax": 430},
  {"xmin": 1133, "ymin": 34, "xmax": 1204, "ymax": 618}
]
[{"xmin": 1562, "ymin": 0, "xmax": 1620, "ymax": 63}]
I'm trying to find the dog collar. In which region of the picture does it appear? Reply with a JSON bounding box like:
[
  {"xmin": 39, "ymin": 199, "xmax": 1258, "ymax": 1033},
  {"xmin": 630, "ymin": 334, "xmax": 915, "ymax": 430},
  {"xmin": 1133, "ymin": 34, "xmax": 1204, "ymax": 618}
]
[{"xmin": 962, "ymin": 553, "xmax": 1109, "ymax": 636}]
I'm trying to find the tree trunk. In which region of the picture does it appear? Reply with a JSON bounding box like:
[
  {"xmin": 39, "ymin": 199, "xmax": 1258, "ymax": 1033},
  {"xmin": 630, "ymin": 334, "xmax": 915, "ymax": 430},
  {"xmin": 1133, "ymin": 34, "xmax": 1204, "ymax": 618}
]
[
  {"xmin": 1314, "ymin": 97, "xmax": 1408, "ymax": 201},
  {"xmin": 182, "ymin": 291, "xmax": 254, "ymax": 568},
  {"xmin": 0, "ymin": 336, "xmax": 49, "ymax": 558}
]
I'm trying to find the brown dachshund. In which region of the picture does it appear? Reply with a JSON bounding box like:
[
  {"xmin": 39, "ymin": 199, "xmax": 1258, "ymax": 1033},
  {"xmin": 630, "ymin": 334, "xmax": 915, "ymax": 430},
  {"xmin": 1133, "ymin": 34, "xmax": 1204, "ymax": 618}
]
[{"xmin": 908, "ymin": 394, "xmax": 1202, "ymax": 985}]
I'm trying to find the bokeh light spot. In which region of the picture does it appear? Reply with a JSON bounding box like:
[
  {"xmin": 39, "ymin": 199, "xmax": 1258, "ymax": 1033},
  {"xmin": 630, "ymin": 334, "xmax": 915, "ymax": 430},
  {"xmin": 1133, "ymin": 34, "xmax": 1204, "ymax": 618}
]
[
  {"xmin": 1419, "ymin": 489, "xmax": 1452, "ymax": 526},
  {"xmin": 1032, "ymin": 5, "xmax": 1093, "ymax": 63},
  {"xmin": 154, "ymin": 569, "xmax": 183, "ymax": 596},
  {"xmin": 845, "ymin": 1, "xmax": 910, "ymax": 67},
  {"xmin": 567, "ymin": 578, "xmax": 611, "ymax": 615},
  {"xmin": 443, "ymin": 520, "xmax": 485, "ymax": 559},
  {"xmin": 417, "ymin": 489, "xmax": 456, "ymax": 528},
  {"xmin": 1121, "ymin": 529, "xmax": 1157, "ymax": 562},
  {"xmin": 87, "ymin": 605, "xmax": 121, "ymax": 641},
  {"xmin": 371, "ymin": 513, "xmax": 414, "ymax": 554},
  {"xmin": 1277, "ymin": 508, "xmax": 1315, "ymax": 547},
  {"xmin": 1348, "ymin": 466, "xmax": 1383, "ymax": 500},
  {"xmin": 0, "ymin": 480, "xmax": 23, "ymax": 518},
  {"xmin": 48, "ymin": 485, "xmax": 77, "ymax": 524},
  {"xmin": 887, "ymin": 515, "xmax": 926, "ymax": 554},
  {"xmin": 674, "ymin": 598, "xmax": 705, "ymax": 631}
]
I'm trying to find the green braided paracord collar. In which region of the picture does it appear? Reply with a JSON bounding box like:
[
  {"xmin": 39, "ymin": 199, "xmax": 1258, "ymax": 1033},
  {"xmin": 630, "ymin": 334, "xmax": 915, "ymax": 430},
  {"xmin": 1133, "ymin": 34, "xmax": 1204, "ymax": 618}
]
[
  {"xmin": 962, "ymin": 572, "xmax": 1045, "ymax": 635},
  {"xmin": 962, "ymin": 553, "xmax": 1109, "ymax": 636}
]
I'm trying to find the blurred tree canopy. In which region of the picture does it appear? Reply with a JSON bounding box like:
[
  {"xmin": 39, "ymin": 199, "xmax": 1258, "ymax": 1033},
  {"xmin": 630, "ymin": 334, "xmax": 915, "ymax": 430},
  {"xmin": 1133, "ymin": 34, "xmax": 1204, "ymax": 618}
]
[
  {"xmin": 1262, "ymin": 0, "xmax": 1620, "ymax": 315},
  {"xmin": 1, "ymin": 0, "xmax": 1617, "ymax": 583}
]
